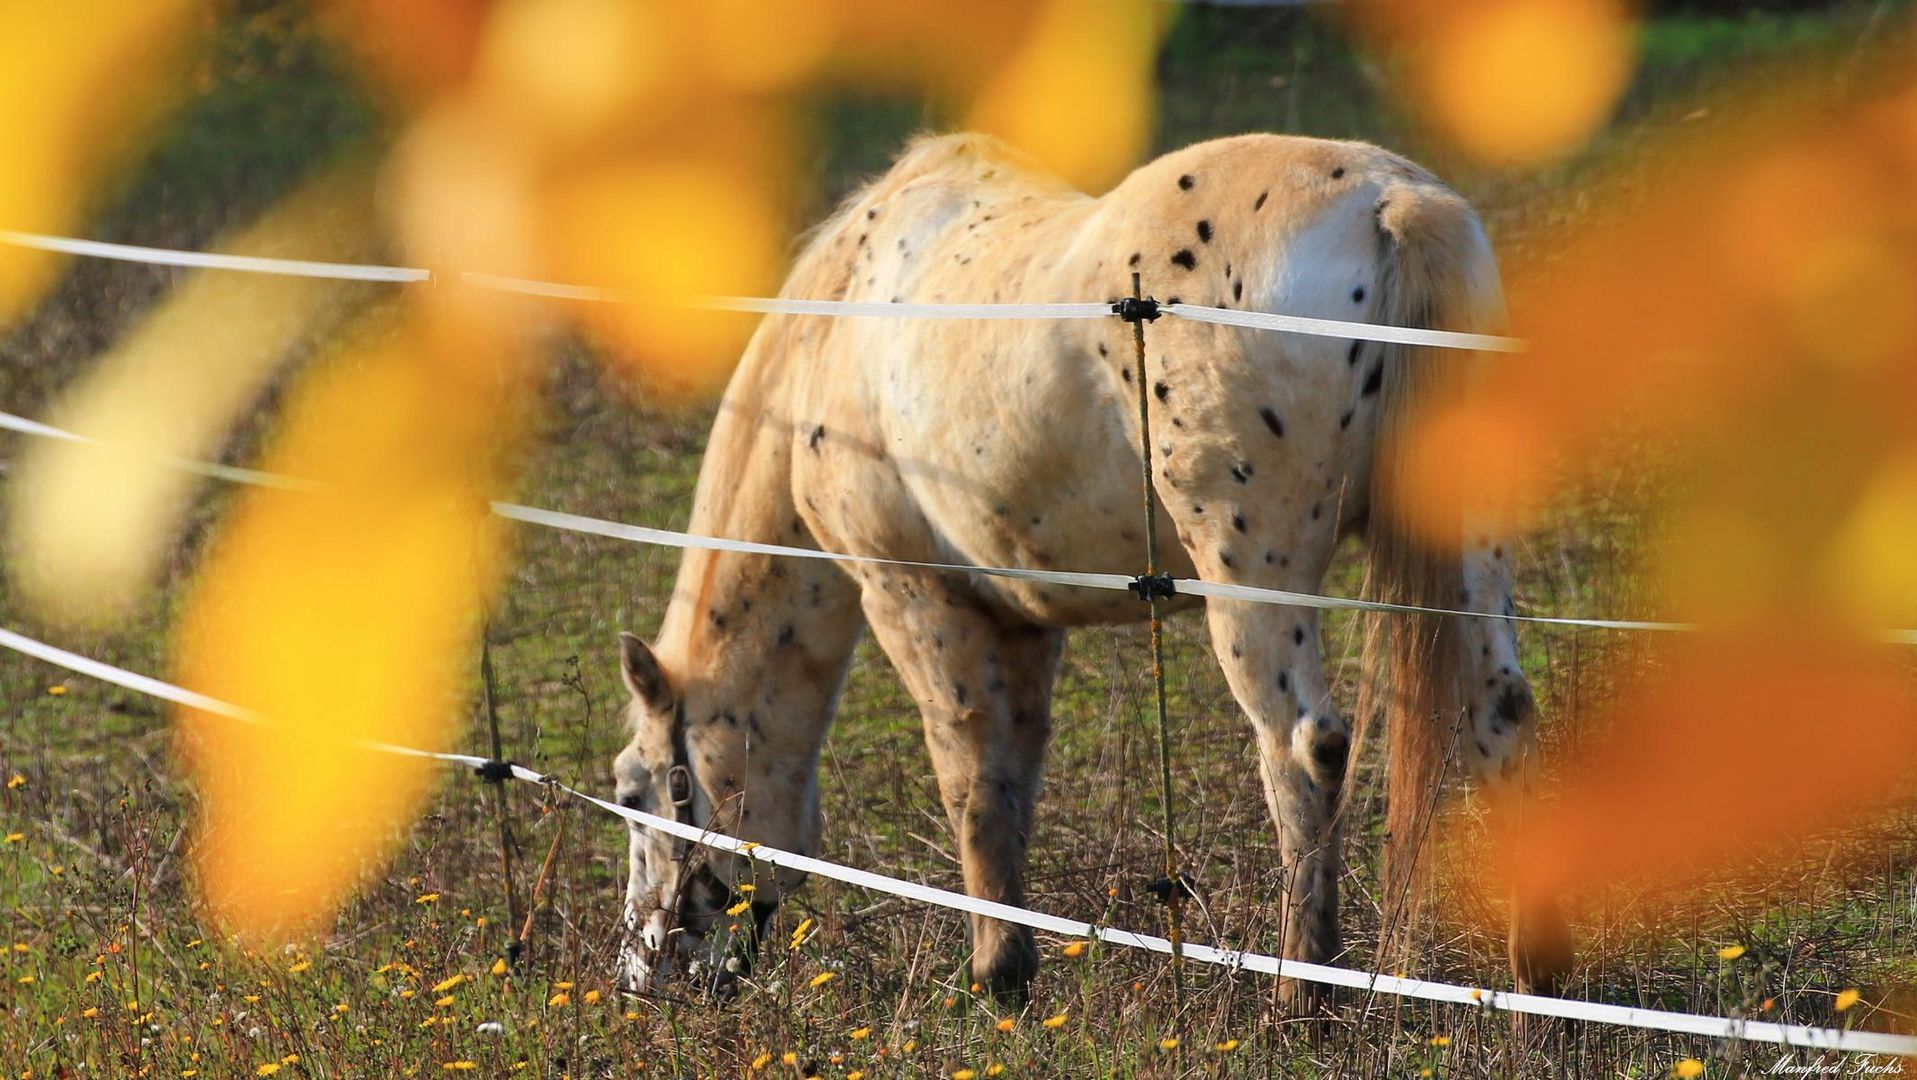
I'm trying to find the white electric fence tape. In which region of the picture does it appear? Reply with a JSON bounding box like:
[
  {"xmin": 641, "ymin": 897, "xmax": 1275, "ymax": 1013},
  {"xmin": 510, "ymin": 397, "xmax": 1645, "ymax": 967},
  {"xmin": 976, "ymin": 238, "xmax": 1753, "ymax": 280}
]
[
  {"xmin": 0, "ymin": 230, "xmax": 428, "ymax": 283},
  {"xmin": 2, "ymin": 621, "xmax": 1912, "ymax": 1056},
  {"xmin": 0, "ymin": 230, "xmax": 1521, "ymax": 350},
  {"xmin": 0, "ymin": 409, "xmax": 1700, "ymax": 635}
]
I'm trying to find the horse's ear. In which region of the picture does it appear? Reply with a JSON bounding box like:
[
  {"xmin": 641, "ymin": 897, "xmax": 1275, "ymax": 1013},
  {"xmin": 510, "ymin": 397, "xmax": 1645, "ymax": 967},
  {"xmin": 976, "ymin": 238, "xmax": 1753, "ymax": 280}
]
[{"xmin": 618, "ymin": 632, "xmax": 671, "ymax": 709}]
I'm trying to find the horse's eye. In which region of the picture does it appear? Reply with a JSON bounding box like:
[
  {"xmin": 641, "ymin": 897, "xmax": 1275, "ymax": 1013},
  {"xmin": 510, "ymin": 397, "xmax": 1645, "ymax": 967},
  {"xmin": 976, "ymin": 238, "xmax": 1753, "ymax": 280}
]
[{"xmin": 617, "ymin": 791, "xmax": 646, "ymax": 812}]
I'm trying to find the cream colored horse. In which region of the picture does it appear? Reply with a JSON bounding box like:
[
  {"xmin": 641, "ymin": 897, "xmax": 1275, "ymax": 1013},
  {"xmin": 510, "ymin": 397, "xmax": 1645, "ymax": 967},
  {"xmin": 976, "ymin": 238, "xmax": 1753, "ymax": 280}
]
[{"xmin": 610, "ymin": 132, "xmax": 1567, "ymax": 1005}]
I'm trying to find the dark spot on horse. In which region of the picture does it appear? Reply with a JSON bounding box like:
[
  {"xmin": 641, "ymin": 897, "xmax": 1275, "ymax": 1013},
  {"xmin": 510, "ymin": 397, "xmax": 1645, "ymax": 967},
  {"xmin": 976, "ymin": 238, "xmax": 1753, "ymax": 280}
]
[
  {"xmin": 1294, "ymin": 626, "xmax": 1306, "ymax": 646},
  {"xmin": 1169, "ymin": 417, "xmax": 1184, "ymax": 428},
  {"xmin": 1332, "ymin": 166, "xmax": 1346, "ymax": 180},
  {"xmin": 1166, "ymin": 296, "xmax": 1181, "ymax": 305},
  {"xmin": 1352, "ymin": 286, "xmax": 1366, "ymax": 303},
  {"xmin": 1311, "ymin": 502, "xmax": 1322, "ymax": 520},
  {"xmin": 1264, "ymin": 551, "xmax": 1275, "ymax": 564},
  {"xmin": 1278, "ymin": 671, "xmax": 1290, "ymax": 692},
  {"xmin": 1314, "ymin": 732, "xmax": 1349, "ymax": 777},
  {"xmin": 1122, "ymin": 367, "xmax": 1132, "ymax": 383},
  {"xmin": 866, "ymin": 208, "xmax": 878, "ymax": 219},
  {"xmin": 1191, "ymin": 504, "xmax": 1205, "ymax": 515},
  {"xmin": 1259, "ymin": 406, "xmax": 1285, "ymax": 438},
  {"xmin": 954, "ymin": 683, "xmax": 969, "ymax": 706},
  {"xmin": 1097, "ymin": 342, "xmax": 1108, "ymax": 357},
  {"xmin": 1171, "ymin": 249, "xmax": 1196, "ymax": 271},
  {"xmin": 1154, "ymin": 381, "xmax": 1170, "ymax": 403},
  {"xmin": 1495, "ymin": 684, "xmax": 1532, "ymax": 728},
  {"xmin": 1476, "ymin": 740, "xmax": 1492, "ymax": 759},
  {"xmin": 1494, "ymin": 546, "xmax": 1504, "ymax": 560},
  {"xmin": 1361, "ymin": 365, "xmax": 1383, "ymax": 396},
  {"xmin": 1253, "ymin": 191, "xmax": 1268, "ymax": 211},
  {"xmin": 710, "ymin": 609, "xmax": 727, "ymax": 629},
  {"xmin": 808, "ymin": 425, "xmax": 825, "ymax": 451},
  {"xmin": 1230, "ymin": 643, "xmax": 1242, "ymax": 659},
  {"xmin": 1128, "ymin": 251, "xmax": 1141, "ymax": 267},
  {"xmin": 1232, "ymin": 280, "xmax": 1243, "ymax": 302},
  {"xmin": 1196, "ymin": 220, "xmax": 1213, "ymax": 243},
  {"xmin": 1347, "ymin": 340, "xmax": 1363, "ymax": 366},
  {"xmin": 1340, "ymin": 410, "xmax": 1353, "ymax": 430},
  {"xmin": 1178, "ymin": 174, "xmax": 1195, "ymax": 190},
  {"xmin": 777, "ymin": 624, "xmax": 796, "ymax": 647},
  {"xmin": 1219, "ymin": 551, "xmax": 1235, "ymax": 569},
  {"xmin": 1229, "ymin": 462, "xmax": 1250, "ymax": 484},
  {"xmin": 1231, "ymin": 513, "xmax": 1247, "ymax": 533}
]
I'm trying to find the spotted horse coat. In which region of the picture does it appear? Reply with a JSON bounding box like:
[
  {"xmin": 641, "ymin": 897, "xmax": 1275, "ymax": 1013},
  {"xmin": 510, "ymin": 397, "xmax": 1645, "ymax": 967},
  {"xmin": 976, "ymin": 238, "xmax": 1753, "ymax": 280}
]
[{"xmin": 608, "ymin": 132, "xmax": 1570, "ymax": 1008}]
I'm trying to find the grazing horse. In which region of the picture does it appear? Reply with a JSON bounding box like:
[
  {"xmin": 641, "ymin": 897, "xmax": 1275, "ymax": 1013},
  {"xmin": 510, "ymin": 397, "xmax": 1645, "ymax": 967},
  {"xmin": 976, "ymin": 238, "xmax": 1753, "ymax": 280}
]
[{"xmin": 609, "ymin": 132, "xmax": 1569, "ymax": 1004}]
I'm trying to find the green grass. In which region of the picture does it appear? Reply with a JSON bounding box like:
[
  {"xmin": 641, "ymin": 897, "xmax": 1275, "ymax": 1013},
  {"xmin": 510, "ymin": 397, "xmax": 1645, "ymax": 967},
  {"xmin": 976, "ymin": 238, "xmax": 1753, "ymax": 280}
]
[{"xmin": 4, "ymin": 3, "xmax": 1917, "ymax": 1077}]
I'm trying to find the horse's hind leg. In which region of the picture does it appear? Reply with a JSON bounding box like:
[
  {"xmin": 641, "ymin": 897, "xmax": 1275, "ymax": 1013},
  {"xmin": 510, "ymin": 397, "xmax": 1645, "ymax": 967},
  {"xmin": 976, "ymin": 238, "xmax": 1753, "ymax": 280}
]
[
  {"xmin": 857, "ymin": 571, "xmax": 1064, "ymax": 998},
  {"xmin": 1456, "ymin": 537, "xmax": 1573, "ymax": 995}
]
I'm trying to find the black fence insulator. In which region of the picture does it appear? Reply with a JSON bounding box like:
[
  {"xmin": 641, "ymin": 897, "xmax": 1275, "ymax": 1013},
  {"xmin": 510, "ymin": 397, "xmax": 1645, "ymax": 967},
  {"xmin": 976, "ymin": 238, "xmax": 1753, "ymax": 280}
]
[
  {"xmin": 1112, "ymin": 296, "xmax": 1161, "ymax": 323},
  {"xmin": 1128, "ymin": 574, "xmax": 1177, "ymax": 602},
  {"xmin": 1145, "ymin": 874, "xmax": 1196, "ymax": 905},
  {"xmin": 474, "ymin": 758, "xmax": 516, "ymax": 783}
]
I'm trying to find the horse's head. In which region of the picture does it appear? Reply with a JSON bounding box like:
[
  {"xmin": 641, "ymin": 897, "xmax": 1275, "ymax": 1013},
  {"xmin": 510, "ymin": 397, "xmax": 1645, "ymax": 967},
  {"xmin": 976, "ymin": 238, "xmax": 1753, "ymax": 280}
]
[{"xmin": 609, "ymin": 631, "xmax": 794, "ymax": 998}]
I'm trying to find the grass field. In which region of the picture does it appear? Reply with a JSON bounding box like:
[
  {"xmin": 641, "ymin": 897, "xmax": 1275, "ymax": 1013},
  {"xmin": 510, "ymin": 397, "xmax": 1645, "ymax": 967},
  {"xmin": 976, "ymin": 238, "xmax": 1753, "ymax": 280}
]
[{"xmin": 4, "ymin": 3, "xmax": 1916, "ymax": 1077}]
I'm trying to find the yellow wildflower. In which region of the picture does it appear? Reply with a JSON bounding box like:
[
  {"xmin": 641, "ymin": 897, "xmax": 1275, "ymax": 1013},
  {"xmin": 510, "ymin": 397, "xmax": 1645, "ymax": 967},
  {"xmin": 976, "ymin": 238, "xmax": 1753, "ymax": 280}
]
[
  {"xmin": 255, "ymin": 1067, "xmax": 280, "ymax": 1078},
  {"xmin": 415, "ymin": 893, "xmax": 440, "ymax": 905},
  {"xmin": 432, "ymin": 974, "xmax": 467, "ymax": 993},
  {"xmin": 584, "ymin": 989, "xmax": 602, "ymax": 1005},
  {"xmin": 751, "ymin": 1053, "xmax": 771, "ymax": 1070},
  {"xmin": 1061, "ymin": 942, "xmax": 1087, "ymax": 958},
  {"xmin": 726, "ymin": 899, "xmax": 751, "ymax": 917},
  {"xmin": 985, "ymin": 1067, "xmax": 1005, "ymax": 1078},
  {"xmin": 737, "ymin": 883, "xmax": 756, "ymax": 893},
  {"xmin": 1158, "ymin": 1037, "xmax": 1179, "ymax": 1051},
  {"xmin": 548, "ymin": 992, "xmax": 570, "ymax": 1007},
  {"xmin": 1673, "ymin": 1061, "xmax": 1705, "ymax": 1079},
  {"xmin": 4, "ymin": 833, "xmax": 24, "ymax": 844},
  {"xmin": 491, "ymin": 958, "xmax": 509, "ymax": 976},
  {"xmin": 1836, "ymin": 989, "xmax": 1862, "ymax": 1012},
  {"xmin": 435, "ymin": 995, "xmax": 455, "ymax": 1007},
  {"xmin": 1430, "ymin": 1035, "xmax": 1451, "ymax": 1047},
  {"xmin": 442, "ymin": 1065, "xmax": 478, "ymax": 1073},
  {"xmin": 1716, "ymin": 945, "xmax": 1746, "ymax": 961},
  {"xmin": 790, "ymin": 918, "xmax": 814, "ymax": 950},
  {"xmin": 809, "ymin": 972, "xmax": 836, "ymax": 988},
  {"xmin": 288, "ymin": 960, "xmax": 310, "ymax": 974},
  {"xmin": 1043, "ymin": 1013, "xmax": 1067, "ymax": 1029},
  {"xmin": 333, "ymin": 1004, "xmax": 349, "ymax": 1015},
  {"xmin": 5, "ymin": 775, "xmax": 23, "ymax": 789},
  {"xmin": 47, "ymin": 685, "xmax": 66, "ymax": 696},
  {"xmin": 1213, "ymin": 1039, "xmax": 1240, "ymax": 1053},
  {"xmin": 995, "ymin": 1018, "xmax": 1014, "ymax": 1033},
  {"xmin": 850, "ymin": 1027, "xmax": 872, "ymax": 1040},
  {"xmin": 782, "ymin": 1053, "xmax": 798, "ymax": 1067},
  {"xmin": 954, "ymin": 1071, "xmax": 977, "ymax": 1080}
]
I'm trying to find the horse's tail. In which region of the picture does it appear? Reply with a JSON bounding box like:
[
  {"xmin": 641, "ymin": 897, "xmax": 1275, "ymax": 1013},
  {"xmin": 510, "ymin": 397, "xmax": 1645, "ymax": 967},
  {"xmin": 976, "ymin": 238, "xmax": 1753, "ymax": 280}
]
[{"xmin": 1351, "ymin": 178, "xmax": 1505, "ymax": 946}]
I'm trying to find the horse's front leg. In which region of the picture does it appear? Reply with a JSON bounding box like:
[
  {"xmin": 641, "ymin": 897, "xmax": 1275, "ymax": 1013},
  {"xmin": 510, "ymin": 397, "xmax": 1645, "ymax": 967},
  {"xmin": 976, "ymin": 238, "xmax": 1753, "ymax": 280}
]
[
  {"xmin": 857, "ymin": 571, "xmax": 1064, "ymax": 999},
  {"xmin": 1455, "ymin": 536, "xmax": 1573, "ymax": 995}
]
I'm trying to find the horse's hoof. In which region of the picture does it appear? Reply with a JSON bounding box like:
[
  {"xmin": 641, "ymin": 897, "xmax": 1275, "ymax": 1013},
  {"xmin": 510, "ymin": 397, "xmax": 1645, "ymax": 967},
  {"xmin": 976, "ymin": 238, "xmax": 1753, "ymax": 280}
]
[{"xmin": 1509, "ymin": 897, "xmax": 1575, "ymax": 997}]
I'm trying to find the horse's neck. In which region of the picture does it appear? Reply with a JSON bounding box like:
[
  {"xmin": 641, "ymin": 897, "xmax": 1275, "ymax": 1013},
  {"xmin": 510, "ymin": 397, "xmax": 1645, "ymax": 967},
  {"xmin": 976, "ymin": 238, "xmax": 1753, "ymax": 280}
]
[{"xmin": 654, "ymin": 365, "xmax": 862, "ymax": 729}]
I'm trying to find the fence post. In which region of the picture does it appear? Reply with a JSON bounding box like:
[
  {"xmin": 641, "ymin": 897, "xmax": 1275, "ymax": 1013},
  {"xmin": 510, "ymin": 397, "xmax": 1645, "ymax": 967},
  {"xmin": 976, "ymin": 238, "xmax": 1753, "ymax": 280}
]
[{"xmin": 1119, "ymin": 271, "xmax": 1188, "ymax": 1037}]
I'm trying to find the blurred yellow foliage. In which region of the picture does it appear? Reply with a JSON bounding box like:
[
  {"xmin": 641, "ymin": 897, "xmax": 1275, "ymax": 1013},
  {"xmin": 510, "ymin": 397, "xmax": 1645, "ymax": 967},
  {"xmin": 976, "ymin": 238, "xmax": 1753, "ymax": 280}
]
[
  {"xmin": 1349, "ymin": 0, "xmax": 1635, "ymax": 165},
  {"xmin": 0, "ymin": 0, "xmax": 194, "ymax": 321},
  {"xmin": 1396, "ymin": 53, "xmax": 1917, "ymax": 905}
]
